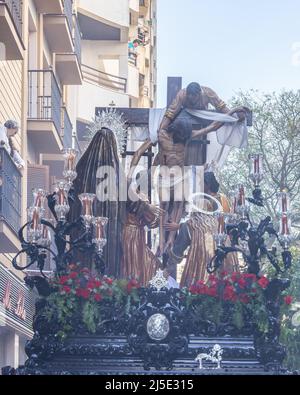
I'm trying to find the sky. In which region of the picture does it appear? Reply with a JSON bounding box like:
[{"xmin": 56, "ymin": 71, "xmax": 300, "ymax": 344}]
[{"xmin": 156, "ymin": 0, "xmax": 300, "ymax": 107}]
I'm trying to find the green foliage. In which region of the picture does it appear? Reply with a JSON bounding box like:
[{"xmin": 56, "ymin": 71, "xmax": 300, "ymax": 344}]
[
  {"xmin": 220, "ymin": 89, "xmax": 300, "ymax": 229},
  {"xmin": 232, "ymin": 301, "xmax": 244, "ymax": 330},
  {"xmin": 82, "ymin": 301, "xmax": 100, "ymax": 333},
  {"xmin": 279, "ymin": 248, "xmax": 300, "ymax": 371}
]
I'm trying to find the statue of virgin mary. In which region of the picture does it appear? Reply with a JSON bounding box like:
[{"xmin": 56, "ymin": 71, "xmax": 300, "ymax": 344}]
[{"xmin": 69, "ymin": 126, "xmax": 126, "ymax": 277}]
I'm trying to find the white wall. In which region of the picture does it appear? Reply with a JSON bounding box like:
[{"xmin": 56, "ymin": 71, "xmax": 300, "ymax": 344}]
[
  {"xmin": 127, "ymin": 64, "xmax": 139, "ymax": 98},
  {"xmin": 129, "ymin": 0, "xmax": 139, "ymax": 13},
  {"xmin": 77, "ymin": 81, "xmax": 129, "ymax": 122},
  {"xmin": 82, "ymin": 40, "xmax": 128, "ymax": 79},
  {"xmin": 78, "ymin": 0, "xmax": 129, "ymax": 27}
]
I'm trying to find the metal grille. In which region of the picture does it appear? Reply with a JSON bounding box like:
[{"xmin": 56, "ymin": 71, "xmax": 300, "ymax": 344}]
[
  {"xmin": 1, "ymin": 0, "xmax": 23, "ymax": 38},
  {"xmin": 73, "ymin": 18, "xmax": 82, "ymax": 62},
  {"xmin": 28, "ymin": 70, "xmax": 62, "ymax": 135},
  {"xmin": 62, "ymin": 107, "xmax": 73, "ymax": 149},
  {"xmin": 0, "ymin": 147, "xmax": 21, "ymax": 232},
  {"xmin": 63, "ymin": 0, "xmax": 73, "ymax": 33}
]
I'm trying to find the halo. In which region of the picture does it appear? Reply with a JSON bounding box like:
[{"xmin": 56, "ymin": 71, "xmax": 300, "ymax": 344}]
[
  {"xmin": 86, "ymin": 108, "xmax": 127, "ymax": 155},
  {"xmin": 189, "ymin": 192, "xmax": 222, "ymax": 215}
]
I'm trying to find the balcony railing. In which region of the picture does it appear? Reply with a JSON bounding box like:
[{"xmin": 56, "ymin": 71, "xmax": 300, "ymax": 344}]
[
  {"xmin": 0, "ymin": 147, "xmax": 21, "ymax": 232},
  {"xmin": 128, "ymin": 51, "xmax": 137, "ymax": 67},
  {"xmin": 62, "ymin": 106, "xmax": 73, "ymax": 148},
  {"xmin": 63, "ymin": 0, "xmax": 73, "ymax": 33},
  {"xmin": 73, "ymin": 18, "xmax": 81, "ymax": 62},
  {"xmin": 82, "ymin": 64, "xmax": 127, "ymax": 93},
  {"xmin": 0, "ymin": 0, "xmax": 23, "ymax": 38},
  {"xmin": 28, "ymin": 70, "xmax": 62, "ymax": 134}
]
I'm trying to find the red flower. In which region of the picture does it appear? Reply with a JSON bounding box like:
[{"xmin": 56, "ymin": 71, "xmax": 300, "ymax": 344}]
[
  {"xmin": 206, "ymin": 286, "xmax": 218, "ymax": 297},
  {"xmin": 238, "ymin": 278, "xmax": 247, "ymax": 289},
  {"xmin": 198, "ymin": 285, "xmax": 209, "ymax": 295},
  {"xmin": 189, "ymin": 285, "xmax": 198, "ymax": 295},
  {"xmin": 239, "ymin": 294, "xmax": 250, "ymax": 304},
  {"xmin": 221, "ymin": 271, "xmax": 229, "ymax": 277},
  {"xmin": 257, "ymin": 276, "xmax": 269, "ymax": 289},
  {"xmin": 223, "ymin": 285, "xmax": 237, "ymax": 302},
  {"xmin": 87, "ymin": 280, "xmax": 96, "ymax": 290},
  {"xmin": 127, "ymin": 279, "xmax": 140, "ymax": 293},
  {"xmin": 59, "ymin": 276, "xmax": 69, "ymax": 285},
  {"xmin": 94, "ymin": 293, "xmax": 102, "ymax": 302},
  {"xmin": 69, "ymin": 272, "xmax": 78, "ymax": 279},
  {"xmin": 284, "ymin": 296, "xmax": 293, "ymax": 305},
  {"xmin": 76, "ymin": 289, "xmax": 91, "ymax": 299},
  {"xmin": 94, "ymin": 280, "xmax": 102, "ymax": 288},
  {"xmin": 63, "ymin": 286, "xmax": 71, "ymax": 294}
]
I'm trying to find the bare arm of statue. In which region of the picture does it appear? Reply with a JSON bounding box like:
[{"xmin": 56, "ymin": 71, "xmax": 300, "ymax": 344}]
[
  {"xmin": 159, "ymin": 89, "xmax": 186, "ymax": 131},
  {"xmin": 128, "ymin": 139, "xmax": 153, "ymax": 180},
  {"xmin": 191, "ymin": 106, "xmax": 250, "ymax": 140}
]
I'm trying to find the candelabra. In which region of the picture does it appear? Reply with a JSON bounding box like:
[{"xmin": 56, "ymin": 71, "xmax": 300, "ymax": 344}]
[
  {"xmin": 12, "ymin": 149, "xmax": 108, "ymax": 276},
  {"xmin": 208, "ymin": 154, "xmax": 293, "ymax": 275}
]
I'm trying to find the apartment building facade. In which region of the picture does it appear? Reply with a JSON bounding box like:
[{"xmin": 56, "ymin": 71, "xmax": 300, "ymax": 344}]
[
  {"xmin": 0, "ymin": 0, "xmax": 82, "ymax": 369},
  {"xmin": 0, "ymin": 0, "xmax": 157, "ymax": 370},
  {"xmin": 76, "ymin": 0, "xmax": 157, "ymax": 142}
]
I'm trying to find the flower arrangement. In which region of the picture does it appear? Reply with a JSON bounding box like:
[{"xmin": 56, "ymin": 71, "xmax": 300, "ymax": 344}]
[
  {"xmin": 185, "ymin": 272, "xmax": 292, "ymax": 333},
  {"xmin": 44, "ymin": 265, "xmax": 141, "ymax": 338},
  {"xmin": 41, "ymin": 266, "xmax": 293, "ymax": 340}
]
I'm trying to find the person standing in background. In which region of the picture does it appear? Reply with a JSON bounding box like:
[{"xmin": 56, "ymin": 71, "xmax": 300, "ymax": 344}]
[{"xmin": 0, "ymin": 120, "xmax": 25, "ymax": 169}]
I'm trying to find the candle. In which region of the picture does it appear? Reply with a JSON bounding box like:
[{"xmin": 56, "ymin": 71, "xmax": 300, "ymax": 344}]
[
  {"xmin": 282, "ymin": 194, "xmax": 288, "ymax": 213},
  {"xmin": 32, "ymin": 208, "xmax": 40, "ymax": 231},
  {"xmin": 217, "ymin": 213, "xmax": 225, "ymax": 234},
  {"xmin": 249, "ymin": 154, "xmax": 263, "ymax": 186},
  {"xmin": 78, "ymin": 193, "xmax": 96, "ymax": 227},
  {"xmin": 33, "ymin": 189, "xmax": 46, "ymax": 208},
  {"xmin": 281, "ymin": 214, "xmax": 290, "ymax": 235},
  {"xmin": 82, "ymin": 198, "xmax": 92, "ymax": 216},
  {"xmin": 67, "ymin": 152, "xmax": 76, "ymax": 171},
  {"xmin": 238, "ymin": 185, "xmax": 245, "ymax": 206}
]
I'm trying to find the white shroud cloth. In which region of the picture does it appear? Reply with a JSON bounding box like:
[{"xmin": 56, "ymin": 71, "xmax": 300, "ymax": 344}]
[{"xmin": 186, "ymin": 109, "xmax": 248, "ymax": 168}]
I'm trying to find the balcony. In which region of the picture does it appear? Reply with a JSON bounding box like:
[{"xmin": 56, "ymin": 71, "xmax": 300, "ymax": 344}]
[
  {"xmin": 78, "ymin": 0, "xmax": 129, "ymax": 29},
  {"xmin": 0, "ymin": 0, "xmax": 24, "ymax": 60},
  {"xmin": 27, "ymin": 70, "xmax": 64, "ymax": 155},
  {"xmin": 128, "ymin": 51, "xmax": 137, "ymax": 67},
  {"xmin": 43, "ymin": 0, "xmax": 73, "ymax": 53},
  {"xmin": 78, "ymin": 80, "xmax": 129, "ymax": 122},
  {"xmin": 82, "ymin": 64, "xmax": 127, "ymax": 93},
  {"xmin": 55, "ymin": 19, "xmax": 82, "ymax": 85},
  {"xmin": 62, "ymin": 106, "xmax": 73, "ymax": 149},
  {"xmin": 33, "ymin": 0, "xmax": 63, "ymax": 14},
  {"xmin": 0, "ymin": 147, "xmax": 21, "ymax": 253}
]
